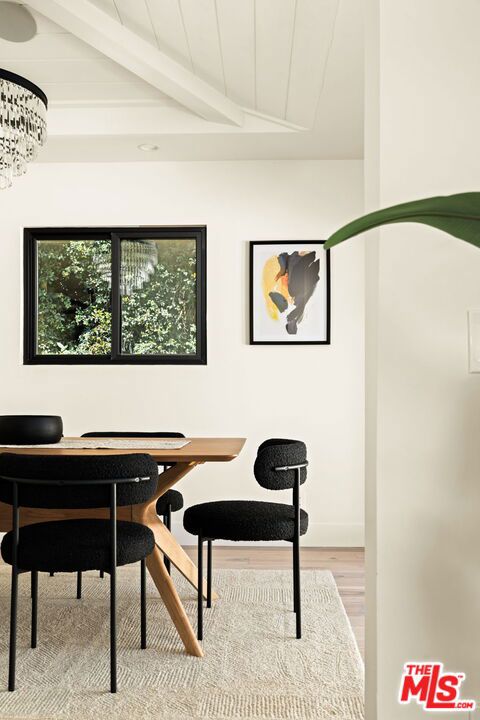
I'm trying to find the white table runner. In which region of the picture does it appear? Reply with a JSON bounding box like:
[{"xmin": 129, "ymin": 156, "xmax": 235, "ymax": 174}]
[{"xmin": 0, "ymin": 438, "xmax": 190, "ymax": 450}]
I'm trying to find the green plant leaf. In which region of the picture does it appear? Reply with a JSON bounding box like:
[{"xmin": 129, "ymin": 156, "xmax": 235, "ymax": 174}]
[{"xmin": 324, "ymin": 192, "xmax": 480, "ymax": 249}]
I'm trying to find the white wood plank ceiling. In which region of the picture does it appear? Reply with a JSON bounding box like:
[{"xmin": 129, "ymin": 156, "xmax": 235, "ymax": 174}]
[
  {"xmin": 85, "ymin": 0, "xmax": 339, "ymax": 128},
  {"xmin": 0, "ymin": 0, "xmax": 363, "ymax": 159}
]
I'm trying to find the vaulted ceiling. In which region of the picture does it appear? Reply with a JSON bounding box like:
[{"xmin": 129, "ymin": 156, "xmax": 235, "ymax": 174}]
[{"xmin": 0, "ymin": 0, "xmax": 363, "ymax": 161}]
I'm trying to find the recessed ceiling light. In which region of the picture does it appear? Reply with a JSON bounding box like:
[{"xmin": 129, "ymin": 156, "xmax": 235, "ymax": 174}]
[
  {"xmin": 137, "ymin": 144, "xmax": 159, "ymax": 152},
  {"xmin": 0, "ymin": 2, "xmax": 37, "ymax": 42}
]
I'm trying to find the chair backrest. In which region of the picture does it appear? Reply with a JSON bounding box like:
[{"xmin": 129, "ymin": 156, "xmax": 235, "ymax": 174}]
[
  {"xmin": 0, "ymin": 453, "xmax": 158, "ymax": 509},
  {"xmin": 254, "ymin": 438, "xmax": 307, "ymax": 490},
  {"xmin": 82, "ymin": 431, "xmax": 185, "ymax": 438}
]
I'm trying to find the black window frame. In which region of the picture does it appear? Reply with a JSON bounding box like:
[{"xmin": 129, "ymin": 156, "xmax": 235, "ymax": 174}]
[{"xmin": 24, "ymin": 226, "xmax": 207, "ymax": 365}]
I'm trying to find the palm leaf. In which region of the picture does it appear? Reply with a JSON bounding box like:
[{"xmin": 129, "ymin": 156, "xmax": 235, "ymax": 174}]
[{"xmin": 325, "ymin": 192, "xmax": 480, "ymax": 249}]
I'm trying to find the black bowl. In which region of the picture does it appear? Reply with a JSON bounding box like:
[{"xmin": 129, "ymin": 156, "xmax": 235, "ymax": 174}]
[{"xmin": 0, "ymin": 416, "xmax": 63, "ymax": 445}]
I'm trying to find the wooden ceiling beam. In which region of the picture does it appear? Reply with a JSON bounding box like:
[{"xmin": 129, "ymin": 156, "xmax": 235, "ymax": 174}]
[{"xmin": 25, "ymin": 0, "xmax": 245, "ymax": 126}]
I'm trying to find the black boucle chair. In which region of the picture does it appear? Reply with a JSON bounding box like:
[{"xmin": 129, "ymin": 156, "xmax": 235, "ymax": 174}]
[
  {"xmin": 0, "ymin": 452, "xmax": 158, "ymax": 693},
  {"xmin": 82, "ymin": 431, "xmax": 185, "ymax": 575},
  {"xmin": 183, "ymin": 438, "xmax": 308, "ymax": 641}
]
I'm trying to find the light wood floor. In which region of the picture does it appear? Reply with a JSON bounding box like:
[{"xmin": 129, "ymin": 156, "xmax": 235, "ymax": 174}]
[{"xmin": 183, "ymin": 546, "xmax": 365, "ymax": 658}]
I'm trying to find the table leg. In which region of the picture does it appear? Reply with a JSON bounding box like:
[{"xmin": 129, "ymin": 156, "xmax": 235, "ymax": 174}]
[
  {"xmin": 146, "ymin": 547, "xmax": 203, "ymax": 658},
  {"xmin": 145, "ymin": 510, "xmax": 218, "ymax": 602},
  {"xmin": 132, "ymin": 461, "xmax": 218, "ymax": 602}
]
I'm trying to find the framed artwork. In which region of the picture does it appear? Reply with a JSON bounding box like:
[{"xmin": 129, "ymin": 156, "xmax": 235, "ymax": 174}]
[{"xmin": 249, "ymin": 240, "xmax": 330, "ymax": 345}]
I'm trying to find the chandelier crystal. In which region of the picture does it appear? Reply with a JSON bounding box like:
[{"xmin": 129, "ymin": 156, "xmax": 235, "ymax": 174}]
[
  {"xmin": 0, "ymin": 69, "xmax": 47, "ymax": 190},
  {"xmin": 96, "ymin": 240, "xmax": 159, "ymax": 296},
  {"xmin": 120, "ymin": 239, "xmax": 159, "ymax": 296}
]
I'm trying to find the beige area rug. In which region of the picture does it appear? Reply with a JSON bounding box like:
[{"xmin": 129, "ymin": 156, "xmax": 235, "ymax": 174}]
[{"xmin": 0, "ymin": 567, "xmax": 364, "ymax": 720}]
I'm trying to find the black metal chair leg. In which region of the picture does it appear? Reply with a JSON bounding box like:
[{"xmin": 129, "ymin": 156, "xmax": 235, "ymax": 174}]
[
  {"xmin": 293, "ymin": 468, "xmax": 302, "ymax": 639},
  {"xmin": 207, "ymin": 540, "xmax": 212, "ymax": 609},
  {"xmin": 292, "ymin": 540, "xmax": 298, "ymax": 613},
  {"xmin": 31, "ymin": 571, "xmax": 38, "ymax": 649},
  {"xmin": 8, "ymin": 483, "xmax": 19, "ymax": 692},
  {"xmin": 100, "ymin": 570, "xmax": 104, "ymax": 579},
  {"xmin": 163, "ymin": 506, "xmax": 171, "ymax": 575},
  {"xmin": 76, "ymin": 571, "xmax": 82, "ymax": 600},
  {"xmin": 293, "ymin": 534, "xmax": 301, "ymax": 638},
  {"xmin": 197, "ymin": 534, "xmax": 203, "ymax": 641},
  {"xmin": 110, "ymin": 484, "xmax": 117, "ymax": 693},
  {"xmin": 140, "ymin": 558, "xmax": 147, "ymax": 649},
  {"xmin": 49, "ymin": 571, "xmax": 54, "ymax": 578},
  {"xmin": 8, "ymin": 565, "xmax": 18, "ymax": 691}
]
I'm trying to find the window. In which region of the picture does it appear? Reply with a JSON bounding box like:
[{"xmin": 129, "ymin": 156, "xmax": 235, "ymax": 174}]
[{"xmin": 24, "ymin": 227, "xmax": 207, "ymax": 364}]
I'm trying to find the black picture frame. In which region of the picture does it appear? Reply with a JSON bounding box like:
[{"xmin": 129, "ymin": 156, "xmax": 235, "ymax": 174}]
[
  {"xmin": 24, "ymin": 226, "xmax": 207, "ymax": 365},
  {"xmin": 249, "ymin": 240, "xmax": 331, "ymax": 345}
]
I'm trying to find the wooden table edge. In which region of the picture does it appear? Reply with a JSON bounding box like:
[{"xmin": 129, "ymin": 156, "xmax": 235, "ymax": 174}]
[{"xmin": 0, "ymin": 437, "xmax": 247, "ymax": 463}]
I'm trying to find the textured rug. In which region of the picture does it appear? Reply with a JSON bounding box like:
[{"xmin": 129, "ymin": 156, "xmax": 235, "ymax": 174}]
[{"xmin": 0, "ymin": 567, "xmax": 364, "ymax": 720}]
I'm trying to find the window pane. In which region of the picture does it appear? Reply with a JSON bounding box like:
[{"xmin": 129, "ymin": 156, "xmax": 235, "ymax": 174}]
[
  {"xmin": 36, "ymin": 239, "xmax": 111, "ymax": 355},
  {"xmin": 120, "ymin": 238, "xmax": 197, "ymax": 356}
]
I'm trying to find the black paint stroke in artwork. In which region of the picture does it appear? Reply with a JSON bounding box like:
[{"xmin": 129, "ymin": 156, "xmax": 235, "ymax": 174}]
[
  {"xmin": 269, "ymin": 291, "xmax": 288, "ymax": 313},
  {"xmin": 272, "ymin": 251, "xmax": 320, "ymax": 334}
]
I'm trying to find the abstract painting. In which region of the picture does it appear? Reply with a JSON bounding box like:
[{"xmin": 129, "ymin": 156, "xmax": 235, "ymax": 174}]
[{"xmin": 249, "ymin": 241, "xmax": 330, "ymax": 344}]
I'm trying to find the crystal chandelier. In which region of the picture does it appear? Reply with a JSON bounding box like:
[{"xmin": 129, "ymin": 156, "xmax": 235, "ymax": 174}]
[
  {"xmin": 96, "ymin": 240, "xmax": 159, "ymax": 296},
  {"xmin": 120, "ymin": 240, "xmax": 158, "ymax": 295},
  {"xmin": 0, "ymin": 69, "xmax": 47, "ymax": 190}
]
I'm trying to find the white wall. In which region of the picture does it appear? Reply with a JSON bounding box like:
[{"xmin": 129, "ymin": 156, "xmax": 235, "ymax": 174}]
[
  {"xmin": 366, "ymin": 1, "xmax": 480, "ymax": 716},
  {"xmin": 0, "ymin": 160, "xmax": 364, "ymax": 547},
  {"xmin": 364, "ymin": 1, "xmax": 380, "ymax": 716}
]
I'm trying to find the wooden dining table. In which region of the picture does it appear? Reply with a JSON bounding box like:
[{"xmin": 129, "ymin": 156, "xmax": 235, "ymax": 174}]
[{"xmin": 0, "ymin": 437, "xmax": 246, "ymax": 659}]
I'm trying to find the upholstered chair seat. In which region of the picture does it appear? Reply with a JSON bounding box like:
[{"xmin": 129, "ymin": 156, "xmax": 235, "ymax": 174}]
[
  {"xmin": 183, "ymin": 500, "xmax": 308, "ymax": 542},
  {"xmin": 1, "ymin": 519, "xmax": 154, "ymax": 573}
]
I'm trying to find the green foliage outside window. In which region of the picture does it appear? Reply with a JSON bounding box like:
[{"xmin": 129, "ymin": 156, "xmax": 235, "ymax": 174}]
[
  {"xmin": 121, "ymin": 240, "xmax": 197, "ymax": 355},
  {"xmin": 37, "ymin": 238, "xmax": 197, "ymax": 356}
]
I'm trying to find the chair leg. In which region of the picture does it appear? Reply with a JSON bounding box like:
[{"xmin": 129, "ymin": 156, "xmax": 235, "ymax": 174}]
[
  {"xmin": 8, "ymin": 485, "xmax": 19, "ymax": 692},
  {"xmin": 163, "ymin": 506, "xmax": 171, "ymax": 575},
  {"xmin": 292, "ymin": 541, "xmax": 298, "ymax": 614},
  {"xmin": 76, "ymin": 571, "xmax": 82, "ymax": 600},
  {"xmin": 110, "ymin": 484, "xmax": 117, "ymax": 694},
  {"xmin": 8, "ymin": 565, "xmax": 18, "ymax": 691},
  {"xmin": 49, "ymin": 571, "xmax": 54, "ymax": 578},
  {"xmin": 293, "ymin": 534, "xmax": 301, "ymax": 639},
  {"xmin": 31, "ymin": 571, "xmax": 38, "ymax": 649},
  {"xmin": 207, "ymin": 540, "xmax": 212, "ymax": 609},
  {"xmin": 100, "ymin": 570, "xmax": 104, "ymax": 579},
  {"xmin": 140, "ymin": 558, "xmax": 147, "ymax": 650},
  {"xmin": 110, "ymin": 568, "xmax": 117, "ymax": 692},
  {"xmin": 197, "ymin": 534, "xmax": 203, "ymax": 641}
]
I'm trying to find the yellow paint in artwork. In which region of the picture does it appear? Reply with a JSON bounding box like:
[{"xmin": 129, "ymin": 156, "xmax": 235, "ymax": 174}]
[{"xmin": 262, "ymin": 255, "xmax": 292, "ymax": 320}]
